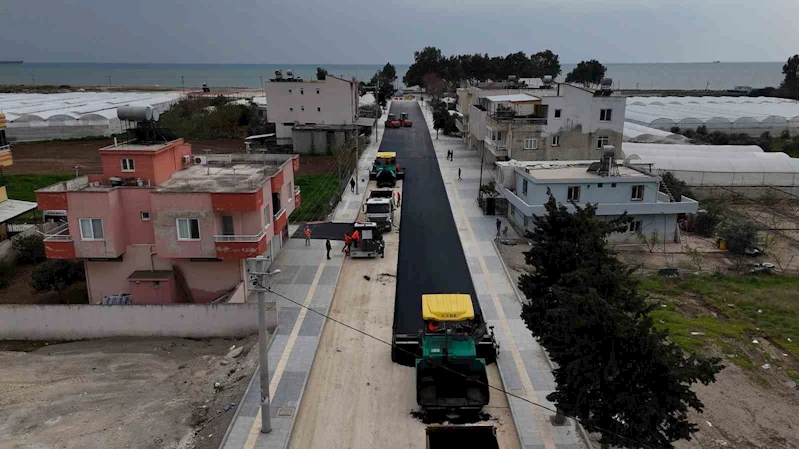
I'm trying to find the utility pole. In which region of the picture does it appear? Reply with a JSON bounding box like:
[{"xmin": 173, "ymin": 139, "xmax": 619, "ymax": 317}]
[
  {"xmin": 245, "ymin": 257, "xmax": 281, "ymax": 434},
  {"xmin": 706, "ymin": 81, "xmax": 711, "ymax": 91},
  {"xmin": 107, "ymin": 75, "xmax": 112, "ymax": 88},
  {"xmin": 181, "ymin": 76, "xmax": 185, "ymax": 95},
  {"xmin": 30, "ymin": 73, "xmax": 35, "ymax": 86}
]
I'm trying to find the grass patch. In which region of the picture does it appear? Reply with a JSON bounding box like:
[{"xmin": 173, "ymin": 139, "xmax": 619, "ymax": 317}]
[
  {"xmin": 640, "ymin": 274, "xmax": 799, "ymax": 367},
  {"xmin": 1, "ymin": 174, "xmax": 72, "ymax": 222},
  {"xmin": 292, "ymin": 173, "xmax": 343, "ymax": 222}
]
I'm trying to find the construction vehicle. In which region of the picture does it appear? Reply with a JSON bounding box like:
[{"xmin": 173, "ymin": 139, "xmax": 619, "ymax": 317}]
[
  {"xmin": 364, "ymin": 190, "xmax": 395, "ymax": 232},
  {"xmin": 410, "ymin": 294, "xmax": 497, "ymax": 410},
  {"xmin": 349, "ymin": 222, "xmax": 385, "ymax": 258},
  {"xmin": 385, "ymin": 113, "xmax": 402, "ymax": 129},
  {"xmin": 400, "ymin": 112, "xmax": 413, "ymax": 127},
  {"xmin": 369, "ymin": 152, "xmax": 405, "ymax": 188}
]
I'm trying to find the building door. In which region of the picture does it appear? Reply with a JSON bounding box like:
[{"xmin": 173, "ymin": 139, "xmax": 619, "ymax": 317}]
[{"xmin": 221, "ymin": 215, "xmax": 234, "ymax": 235}]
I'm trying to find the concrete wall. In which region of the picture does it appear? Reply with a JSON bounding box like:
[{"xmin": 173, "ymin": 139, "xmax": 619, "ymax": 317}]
[
  {"xmin": 151, "ymin": 192, "xmax": 217, "ymax": 258},
  {"xmin": 0, "ymin": 303, "xmax": 276, "ymax": 340},
  {"xmin": 516, "ymin": 171, "xmax": 660, "ymax": 206}
]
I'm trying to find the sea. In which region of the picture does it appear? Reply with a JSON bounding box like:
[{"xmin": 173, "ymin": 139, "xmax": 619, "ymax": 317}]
[{"xmin": 0, "ymin": 62, "xmax": 786, "ymax": 91}]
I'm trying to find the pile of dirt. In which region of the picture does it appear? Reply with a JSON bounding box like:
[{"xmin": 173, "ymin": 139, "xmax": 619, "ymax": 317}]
[{"xmin": 0, "ymin": 336, "xmax": 258, "ymax": 449}]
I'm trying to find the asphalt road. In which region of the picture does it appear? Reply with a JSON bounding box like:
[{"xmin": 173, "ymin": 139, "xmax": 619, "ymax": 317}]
[{"xmin": 388, "ymin": 101, "xmax": 482, "ymax": 335}]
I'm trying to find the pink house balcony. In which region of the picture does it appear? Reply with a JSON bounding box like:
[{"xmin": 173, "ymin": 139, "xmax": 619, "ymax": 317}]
[
  {"xmin": 42, "ymin": 223, "xmax": 76, "ymax": 259},
  {"xmin": 273, "ymin": 207, "xmax": 287, "ymax": 236},
  {"xmin": 294, "ymin": 186, "xmax": 301, "ymax": 209},
  {"xmin": 214, "ymin": 228, "xmax": 269, "ymax": 260}
]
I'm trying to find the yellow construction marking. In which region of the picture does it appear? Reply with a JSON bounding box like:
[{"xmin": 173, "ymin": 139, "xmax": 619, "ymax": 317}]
[
  {"xmin": 242, "ymin": 258, "xmax": 328, "ymax": 449},
  {"xmin": 442, "ymin": 153, "xmax": 557, "ymax": 449}
]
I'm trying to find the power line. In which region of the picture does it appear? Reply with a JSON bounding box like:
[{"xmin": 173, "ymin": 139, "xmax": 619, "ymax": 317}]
[{"xmin": 263, "ymin": 286, "xmax": 659, "ymax": 449}]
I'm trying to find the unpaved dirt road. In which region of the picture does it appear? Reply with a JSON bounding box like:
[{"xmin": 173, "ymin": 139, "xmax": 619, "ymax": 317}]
[
  {"xmin": 288, "ymin": 181, "xmax": 521, "ymax": 449},
  {"xmin": 0, "ymin": 336, "xmax": 258, "ymax": 449}
]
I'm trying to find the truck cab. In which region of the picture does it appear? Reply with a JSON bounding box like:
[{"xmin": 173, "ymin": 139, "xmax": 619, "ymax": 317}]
[{"xmin": 364, "ymin": 196, "xmax": 394, "ymax": 231}]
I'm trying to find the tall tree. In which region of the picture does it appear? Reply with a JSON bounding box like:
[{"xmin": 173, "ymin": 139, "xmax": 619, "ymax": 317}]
[
  {"xmin": 316, "ymin": 67, "xmax": 327, "ymax": 80},
  {"xmin": 519, "ymin": 196, "xmax": 722, "ymax": 449},
  {"xmin": 403, "ymin": 46, "xmax": 445, "ymax": 88},
  {"xmin": 422, "ymin": 72, "xmax": 447, "ymax": 101},
  {"xmin": 781, "ymin": 54, "xmax": 799, "ymax": 91},
  {"xmin": 530, "ymin": 49, "xmax": 562, "ymax": 78},
  {"xmin": 565, "ymin": 59, "xmax": 607, "ymax": 86},
  {"xmin": 502, "ymin": 51, "xmax": 533, "ymax": 78},
  {"xmin": 369, "ymin": 63, "xmax": 397, "ymax": 106}
]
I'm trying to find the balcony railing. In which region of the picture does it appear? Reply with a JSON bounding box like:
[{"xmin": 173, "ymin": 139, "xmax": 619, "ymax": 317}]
[
  {"xmin": 488, "ymin": 112, "xmax": 547, "ymax": 124},
  {"xmin": 485, "ymin": 140, "xmax": 507, "ymax": 151},
  {"xmin": 41, "ymin": 223, "xmax": 72, "ymax": 242},
  {"xmin": 294, "ymin": 186, "xmax": 301, "ymax": 195},
  {"xmin": 273, "ymin": 207, "xmax": 286, "ymax": 222},
  {"xmin": 455, "ymin": 117, "xmax": 469, "ymax": 133},
  {"xmin": 0, "ymin": 145, "xmax": 10, "ymax": 153},
  {"xmin": 214, "ymin": 228, "xmax": 267, "ymax": 243}
]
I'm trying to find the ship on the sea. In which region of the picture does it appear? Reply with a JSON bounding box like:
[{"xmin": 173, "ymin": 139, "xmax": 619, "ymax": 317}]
[{"xmin": 0, "ymin": 60, "xmax": 23, "ymax": 64}]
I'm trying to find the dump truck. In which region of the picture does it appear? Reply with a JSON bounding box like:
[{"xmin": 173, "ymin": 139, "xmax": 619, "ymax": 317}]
[
  {"xmin": 407, "ymin": 294, "xmax": 498, "ymax": 411},
  {"xmin": 400, "ymin": 112, "xmax": 413, "ymax": 127},
  {"xmin": 364, "ymin": 190, "xmax": 395, "ymax": 232},
  {"xmin": 349, "ymin": 222, "xmax": 385, "ymax": 258},
  {"xmin": 369, "ymin": 152, "xmax": 405, "ymax": 188},
  {"xmin": 385, "ymin": 113, "xmax": 402, "ymax": 129}
]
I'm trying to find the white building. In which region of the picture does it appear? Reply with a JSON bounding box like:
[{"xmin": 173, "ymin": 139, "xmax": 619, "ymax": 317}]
[
  {"xmin": 265, "ymin": 73, "xmax": 366, "ymax": 153},
  {"xmin": 494, "ymin": 157, "xmax": 698, "ymax": 243},
  {"xmin": 456, "ymin": 82, "xmax": 625, "ymax": 163}
]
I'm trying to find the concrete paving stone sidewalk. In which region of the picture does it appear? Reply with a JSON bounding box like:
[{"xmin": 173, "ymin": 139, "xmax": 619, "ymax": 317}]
[
  {"xmin": 420, "ymin": 104, "xmax": 587, "ymax": 449},
  {"xmin": 219, "ymin": 105, "xmax": 388, "ymax": 449}
]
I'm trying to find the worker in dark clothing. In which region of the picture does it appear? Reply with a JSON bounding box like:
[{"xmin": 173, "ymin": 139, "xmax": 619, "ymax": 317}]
[
  {"xmin": 458, "ymin": 168, "xmax": 462, "ymax": 180},
  {"xmin": 496, "ymin": 218, "xmax": 502, "ymax": 237},
  {"xmin": 325, "ymin": 239, "xmax": 332, "ymax": 260},
  {"xmin": 350, "ymin": 178, "xmax": 356, "ymax": 193}
]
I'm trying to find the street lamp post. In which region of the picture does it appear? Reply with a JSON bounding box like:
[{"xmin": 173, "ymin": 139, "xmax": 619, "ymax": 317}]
[{"xmin": 246, "ymin": 257, "xmax": 282, "ymax": 434}]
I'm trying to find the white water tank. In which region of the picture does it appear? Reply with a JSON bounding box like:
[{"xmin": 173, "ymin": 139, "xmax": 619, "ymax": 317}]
[{"xmin": 117, "ymin": 105, "xmax": 154, "ymax": 121}]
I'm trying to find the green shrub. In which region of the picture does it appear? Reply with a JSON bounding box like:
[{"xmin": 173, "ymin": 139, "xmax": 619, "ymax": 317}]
[
  {"xmin": 719, "ymin": 220, "xmax": 759, "ymax": 255},
  {"xmin": 12, "ymin": 234, "xmax": 46, "ymax": 264},
  {"xmin": 30, "ymin": 260, "xmax": 85, "ymax": 302},
  {"xmin": 661, "ymin": 171, "xmax": 694, "ymax": 201}
]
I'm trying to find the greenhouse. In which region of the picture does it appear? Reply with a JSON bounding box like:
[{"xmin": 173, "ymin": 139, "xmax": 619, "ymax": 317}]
[
  {"xmin": 0, "ymin": 92, "xmax": 181, "ymax": 142},
  {"xmin": 622, "ymin": 143, "xmax": 799, "ymax": 187},
  {"xmin": 625, "ymin": 96, "xmax": 799, "ymax": 136}
]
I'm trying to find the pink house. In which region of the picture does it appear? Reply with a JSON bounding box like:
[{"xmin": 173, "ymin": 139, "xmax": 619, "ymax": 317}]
[{"xmin": 36, "ymin": 139, "xmax": 301, "ymax": 304}]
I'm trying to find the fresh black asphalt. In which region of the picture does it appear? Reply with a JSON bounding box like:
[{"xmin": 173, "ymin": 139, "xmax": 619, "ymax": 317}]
[{"xmin": 388, "ymin": 102, "xmax": 482, "ymax": 335}]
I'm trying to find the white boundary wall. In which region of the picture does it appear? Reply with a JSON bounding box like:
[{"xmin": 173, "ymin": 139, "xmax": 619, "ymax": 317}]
[{"xmin": 0, "ymin": 303, "xmax": 276, "ymax": 340}]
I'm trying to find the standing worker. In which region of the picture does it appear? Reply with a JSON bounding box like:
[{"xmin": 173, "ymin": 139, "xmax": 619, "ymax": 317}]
[
  {"xmin": 350, "ymin": 178, "xmax": 356, "ymax": 193},
  {"xmin": 325, "ymin": 239, "xmax": 332, "ymax": 260},
  {"xmin": 304, "ymin": 225, "xmax": 312, "ymax": 246},
  {"xmin": 496, "ymin": 218, "xmax": 502, "ymax": 237},
  {"xmin": 343, "ymin": 232, "xmax": 352, "ymax": 253},
  {"xmin": 395, "ymin": 191, "xmax": 402, "ymax": 207},
  {"xmin": 458, "ymin": 168, "xmax": 462, "ymax": 180}
]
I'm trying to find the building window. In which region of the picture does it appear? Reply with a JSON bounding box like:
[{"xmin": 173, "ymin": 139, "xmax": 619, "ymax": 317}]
[
  {"xmin": 600, "ymin": 109, "xmax": 612, "ymax": 121},
  {"xmin": 631, "ymin": 185, "xmax": 645, "ymax": 201},
  {"xmin": 79, "ymin": 218, "xmax": 104, "ymax": 240},
  {"xmin": 567, "ymin": 186, "xmax": 581, "ymax": 202},
  {"xmin": 283, "ymin": 122, "xmax": 293, "ymax": 127},
  {"xmin": 523, "ymin": 137, "xmax": 538, "ymax": 150},
  {"xmin": 598, "ymin": 183, "xmax": 603, "ymax": 188},
  {"xmin": 121, "ymin": 158, "xmax": 135, "ymax": 172},
  {"xmin": 551, "ymin": 135, "xmax": 560, "ymax": 147},
  {"xmin": 597, "ymin": 136, "xmax": 609, "ymax": 149},
  {"xmin": 522, "ymin": 179, "xmax": 528, "ymax": 195},
  {"xmin": 177, "ymin": 218, "xmax": 200, "ymax": 241},
  {"xmin": 264, "ymin": 204, "xmax": 271, "ymax": 228},
  {"xmin": 317, "ymin": 107, "xmax": 321, "ymax": 112},
  {"xmin": 490, "ymin": 129, "xmax": 504, "ymax": 142},
  {"xmin": 554, "ymin": 109, "xmax": 562, "ymax": 119},
  {"xmin": 630, "ymin": 220, "xmax": 643, "ymax": 233},
  {"xmin": 140, "ymin": 212, "xmax": 150, "ymax": 221},
  {"xmin": 221, "ymin": 215, "xmax": 234, "ymax": 236},
  {"xmin": 611, "ymin": 183, "xmax": 617, "ymax": 188}
]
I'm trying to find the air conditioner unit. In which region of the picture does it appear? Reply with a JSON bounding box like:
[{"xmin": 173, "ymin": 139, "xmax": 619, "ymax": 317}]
[
  {"xmin": 193, "ymin": 155, "xmax": 207, "ymax": 165},
  {"xmin": 182, "ymin": 155, "xmax": 190, "ymax": 165}
]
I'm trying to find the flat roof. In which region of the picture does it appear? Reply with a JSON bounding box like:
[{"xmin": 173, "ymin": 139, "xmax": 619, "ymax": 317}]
[
  {"xmin": 524, "ymin": 165, "xmax": 652, "ymax": 181},
  {"xmin": 155, "ymin": 163, "xmax": 281, "ymax": 193},
  {"xmin": 99, "ymin": 139, "xmax": 183, "ymax": 152},
  {"xmin": 0, "ymin": 198, "xmax": 38, "ymax": 223},
  {"xmin": 484, "ymin": 93, "xmax": 541, "ymax": 103}
]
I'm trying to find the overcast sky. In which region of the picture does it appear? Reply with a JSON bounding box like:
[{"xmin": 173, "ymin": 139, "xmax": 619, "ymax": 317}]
[{"xmin": 1, "ymin": 0, "xmax": 796, "ymax": 64}]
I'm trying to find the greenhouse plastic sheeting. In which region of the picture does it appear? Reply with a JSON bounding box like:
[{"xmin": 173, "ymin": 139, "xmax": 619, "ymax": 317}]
[{"xmin": 631, "ymin": 153, "xmax": 799, "ymax": 186}]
